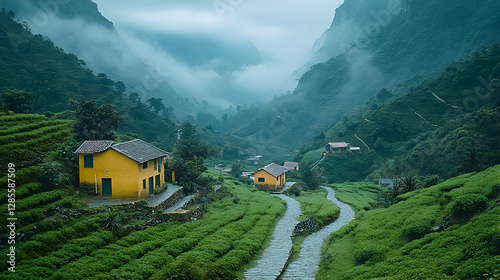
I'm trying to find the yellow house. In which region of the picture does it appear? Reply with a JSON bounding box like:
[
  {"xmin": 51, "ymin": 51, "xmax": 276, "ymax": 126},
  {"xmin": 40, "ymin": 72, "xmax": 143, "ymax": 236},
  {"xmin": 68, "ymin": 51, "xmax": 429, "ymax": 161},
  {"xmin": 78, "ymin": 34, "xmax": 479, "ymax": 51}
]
[
  {"xmin": 75, "ymin": 139, "xmax": 168, "ymax": 199},
  {"xmin": 254, "ymin": 163, "xmax": 288, "ymax": 191}
]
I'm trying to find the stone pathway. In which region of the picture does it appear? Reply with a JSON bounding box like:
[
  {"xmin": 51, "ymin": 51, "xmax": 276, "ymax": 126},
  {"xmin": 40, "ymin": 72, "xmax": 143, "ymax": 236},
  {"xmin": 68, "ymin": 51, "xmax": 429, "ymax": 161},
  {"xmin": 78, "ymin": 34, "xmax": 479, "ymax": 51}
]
[
  {"xmin": 86, "ymin": 183, "xmax": 182, "ymax": 208},
  {"xmin": 147, "ymin": 183, "xmax": 182, "ymax": 207},
  {"xmin": 86, "ymin": 197, "xmax": 138, "ymax": 208},
  {"xmin": 164, "ymin": 194, "xmax": 194, "ymax": 213},
  {"xmin": 244, "ymin": 194, "xmax": 302, "ymax": 280},
  {"xmin": 281, "ymin": 186, "xmax": 355, "ymax": 279}
]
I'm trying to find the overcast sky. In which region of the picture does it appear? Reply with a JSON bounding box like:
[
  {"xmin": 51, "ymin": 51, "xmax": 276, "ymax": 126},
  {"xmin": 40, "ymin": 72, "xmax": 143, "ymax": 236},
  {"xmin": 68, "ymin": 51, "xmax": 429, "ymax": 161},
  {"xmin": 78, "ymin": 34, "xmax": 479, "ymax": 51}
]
[{"xmin": 93, "ymin": 0, "xmax": 345, "ymax": 107}]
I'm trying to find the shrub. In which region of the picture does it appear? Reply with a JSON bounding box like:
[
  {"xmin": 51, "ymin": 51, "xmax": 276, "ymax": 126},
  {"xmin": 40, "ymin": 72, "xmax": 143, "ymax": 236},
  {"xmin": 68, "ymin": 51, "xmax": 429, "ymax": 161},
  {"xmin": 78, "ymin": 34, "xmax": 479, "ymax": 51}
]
[
  {"xmin": 450, "ymin": 194, "xmax": 488, "ymax": 218},
  {"xmin": 402, "ymin": 219, "xmax": 433, "ymax": 240},
  {"xmin": 353, "ymin": 245, "xmax": 386, "ymax": 265},
  {"xmin": 79, "ymin": 182, "xmax": 98, "ymax": 195},
  {"xmin": 100, "ymin": 208, "xmax": 124, "ymax": 233}
]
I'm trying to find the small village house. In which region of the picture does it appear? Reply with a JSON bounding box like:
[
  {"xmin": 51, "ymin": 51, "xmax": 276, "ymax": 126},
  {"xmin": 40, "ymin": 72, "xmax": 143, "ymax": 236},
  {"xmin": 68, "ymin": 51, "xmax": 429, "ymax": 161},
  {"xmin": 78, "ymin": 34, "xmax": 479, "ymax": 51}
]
[
  {"xmin": 283, "ymin": 162, "xmax": 299, "ymax": 171},
  {"xmin": 254, "ymin": 163, "xmax": 288, "ymax": 191},
  {"xmin": 75, "ymin": 139, "xmax": 168, "ymax": 198},
  {"xmin": 349, "ymin": 147, "xmax": 361, "ymax": 153},
  {"xmin": 379, "ymin": 179, "xmax": 394, "ymax": 188},
  {"xmin": 325, "ymin": 142, "xmax": 350, "ymax": 154},
  {"xmin": 246, "ymin": 155, "xmax": 263, "ymax": 165}
]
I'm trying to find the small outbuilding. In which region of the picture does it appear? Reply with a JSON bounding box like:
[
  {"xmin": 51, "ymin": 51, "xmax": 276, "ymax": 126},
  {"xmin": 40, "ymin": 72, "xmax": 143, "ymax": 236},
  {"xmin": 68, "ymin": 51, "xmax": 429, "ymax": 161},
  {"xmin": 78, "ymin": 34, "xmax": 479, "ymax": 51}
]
[
  {"xmin": 283, "ymin": 162, "xmax": 299, "ymax": 171},
  {"xmin": 326, "ymin": 142, "xmax": 350, "ymax": 154},
  {"xmin": 379, "ymin": 179, "xmax": 394, "ymax": 188}
]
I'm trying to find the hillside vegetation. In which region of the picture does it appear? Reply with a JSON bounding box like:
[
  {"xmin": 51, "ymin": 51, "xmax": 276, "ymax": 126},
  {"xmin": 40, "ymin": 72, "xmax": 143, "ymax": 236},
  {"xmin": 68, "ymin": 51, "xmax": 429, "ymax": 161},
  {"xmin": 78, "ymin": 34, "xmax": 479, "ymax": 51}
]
[
  {"xmin": 0, "ymin": 114, "xmax": 73, "ymax": 174},
  {"xmin": 223, "ymin": 0, "xmax": 500, "ymax": 149},
  {"xmin": 298, "ymin": 42, "xmax": 500, "ymax": 183},
  {"xmin": 318, "ymin": 165, "xmax": 500, "ymax": 279},
  {"xmin": 0, "ymin": 122, "xmax": 287, "ymax": 280}
]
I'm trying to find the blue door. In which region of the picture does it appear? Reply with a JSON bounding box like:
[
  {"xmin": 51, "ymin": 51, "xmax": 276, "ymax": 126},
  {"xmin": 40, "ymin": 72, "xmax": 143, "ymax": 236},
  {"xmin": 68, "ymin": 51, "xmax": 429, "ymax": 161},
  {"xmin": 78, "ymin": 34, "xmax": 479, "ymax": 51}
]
[
  {"xmin": 149, "ymin": 177, "xmax": 154, "ymax": 195},
  {"xmin": 102, "ymin": 178, "xmax": 112, "ymax": 196}
]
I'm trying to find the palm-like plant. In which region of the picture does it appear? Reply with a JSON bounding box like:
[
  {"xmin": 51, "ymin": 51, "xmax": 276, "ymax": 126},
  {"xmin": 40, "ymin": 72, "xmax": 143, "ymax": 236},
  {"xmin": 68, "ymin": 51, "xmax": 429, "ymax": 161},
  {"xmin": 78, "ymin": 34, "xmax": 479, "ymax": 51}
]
[{"xmin": 101, "ymin": 208, "xmax": 124, "ymax": 233}]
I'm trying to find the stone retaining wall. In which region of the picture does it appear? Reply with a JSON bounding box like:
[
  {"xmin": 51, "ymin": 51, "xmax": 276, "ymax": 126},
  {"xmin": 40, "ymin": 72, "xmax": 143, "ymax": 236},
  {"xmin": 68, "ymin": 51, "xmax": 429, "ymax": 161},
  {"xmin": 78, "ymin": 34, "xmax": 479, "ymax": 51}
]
[
  {"xmin": 142, "ymin": 205, "xmax": 205, "ymax": 227},
  {"xmin": 293, "ymin": 216, "xmax": 321, "ymax": 236}
]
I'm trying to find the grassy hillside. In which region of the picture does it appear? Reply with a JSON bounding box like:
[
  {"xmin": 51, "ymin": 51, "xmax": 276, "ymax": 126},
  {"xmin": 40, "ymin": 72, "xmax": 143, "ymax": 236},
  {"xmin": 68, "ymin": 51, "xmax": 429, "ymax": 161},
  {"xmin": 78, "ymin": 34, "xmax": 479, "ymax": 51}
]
[{"xmin": 318, "ymin": 165, "xmax": 500, "ymax": 279}]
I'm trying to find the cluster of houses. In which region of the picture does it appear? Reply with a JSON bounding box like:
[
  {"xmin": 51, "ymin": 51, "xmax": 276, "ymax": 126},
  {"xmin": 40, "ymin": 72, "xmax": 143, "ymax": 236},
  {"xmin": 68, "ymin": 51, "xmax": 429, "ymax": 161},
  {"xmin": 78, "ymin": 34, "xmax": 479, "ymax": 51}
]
[
  {"xmin": 74, "ymin": 138, "xmax": 301, "ymax": 198},
  {"xmin": 75, "ymin": 138, "xmax": 380, "ymax": 199}
]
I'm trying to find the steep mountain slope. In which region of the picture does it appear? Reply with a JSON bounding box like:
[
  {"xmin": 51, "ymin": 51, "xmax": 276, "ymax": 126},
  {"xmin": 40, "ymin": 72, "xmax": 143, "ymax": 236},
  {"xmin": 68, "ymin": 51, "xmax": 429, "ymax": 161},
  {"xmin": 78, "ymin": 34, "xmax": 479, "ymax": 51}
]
[
  {"xmin": 0, "ymin": 0, "xmax": 205, "ymax": 119},
  {"xmin": 224, "ymin": 0, "xmax": 500, "ymax": 149},
  {"xmin": 301, "ymin": 42, "xmax": 500, "ymax": 182},
  {"xmin": 0, "ymin": 0, "xmax": 264, "ymax": 119},
  {"xmin": 0, "ymin": 11, "xmax": 176, "ymax": 149}
]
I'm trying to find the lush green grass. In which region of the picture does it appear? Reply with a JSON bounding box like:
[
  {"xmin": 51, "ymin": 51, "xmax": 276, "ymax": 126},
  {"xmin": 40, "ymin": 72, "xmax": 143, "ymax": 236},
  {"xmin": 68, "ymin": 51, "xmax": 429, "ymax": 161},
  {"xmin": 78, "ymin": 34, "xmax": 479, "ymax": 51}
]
[
  {"xmin": 2, "ymin": 169, "xmax": 286, "ymax": 280},
  {"xmin": 300, "ymin": 148, "xmax": 324, "ymax": 166},
  {"xmin": 292, "ymin": 188, "xmax": 340, "ymax": 227},
  {"xmin": 330, "ymin": 182, "xmax": 383, "ymax": 216},
  {"xmin": 318, "ymin": 165, "xmax": 500, "ymax": 279},
  {"xmin": 0, "ymin": 113, "xmax": 73, "ymax": 174}
]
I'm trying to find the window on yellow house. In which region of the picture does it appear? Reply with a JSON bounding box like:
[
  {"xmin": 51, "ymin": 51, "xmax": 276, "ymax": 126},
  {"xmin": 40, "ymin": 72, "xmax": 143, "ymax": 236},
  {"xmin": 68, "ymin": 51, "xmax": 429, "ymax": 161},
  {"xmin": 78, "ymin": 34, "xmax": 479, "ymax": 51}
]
[
  {"xmin": 84, "ymin": 155, "xmax": 93, "ymax": 168},
  {"xmin": 258, "ymin": 178, "xmax": 265, "ymax": 183},
  {"xmin": 143, "ymin": 161, "xmax": 148, "ymax": 169},
  {"xmin": 158, "ymin": 158, "xmax": 162, "ymax": 172},
  {"xmin": 143, "ymin": 179, "xmax": 146, "ymax": 189},
  {"xmin": 154, "ymin": 159, "xmax": 157, "ymax": 170}
]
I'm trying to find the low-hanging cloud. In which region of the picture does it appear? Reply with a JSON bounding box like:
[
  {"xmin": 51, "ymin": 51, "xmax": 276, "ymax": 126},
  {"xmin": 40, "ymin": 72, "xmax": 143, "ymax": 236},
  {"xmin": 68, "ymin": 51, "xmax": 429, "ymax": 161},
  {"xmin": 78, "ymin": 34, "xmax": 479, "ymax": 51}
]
[
  {"xmin": 92, "ymin": 0, "xmax": 344, "ymax": 108},
  {"xmin": 4, "ymin": 0, "xmax": 344, "ymax": 112}
]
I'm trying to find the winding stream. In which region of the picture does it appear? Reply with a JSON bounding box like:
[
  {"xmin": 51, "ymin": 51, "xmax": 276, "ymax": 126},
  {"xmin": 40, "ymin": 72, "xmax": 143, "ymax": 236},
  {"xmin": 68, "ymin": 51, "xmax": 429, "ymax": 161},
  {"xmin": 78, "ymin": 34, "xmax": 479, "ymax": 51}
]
[
  {"xmin": 281, "ymin": 186, "xmax": 355, "ymax": 279},
  {"xmin": 244, "ymin": 194, "xmax": 302, "ymax": 279},
  {"xmin": 244, "ymin": 186, "xmax": 355, "ymax": 279}
]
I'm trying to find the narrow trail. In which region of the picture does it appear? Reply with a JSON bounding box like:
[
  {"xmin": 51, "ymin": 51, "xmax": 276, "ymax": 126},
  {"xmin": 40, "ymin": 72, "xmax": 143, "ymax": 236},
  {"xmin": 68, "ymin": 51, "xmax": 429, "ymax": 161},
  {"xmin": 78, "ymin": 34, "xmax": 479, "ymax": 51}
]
[
  {"xmin": 281, "ymin": 186, "xmax": 355, "ymax": 279},
  {"xmin": 244, "ymin": 194, "xmax": 302, "ymax": 279}
]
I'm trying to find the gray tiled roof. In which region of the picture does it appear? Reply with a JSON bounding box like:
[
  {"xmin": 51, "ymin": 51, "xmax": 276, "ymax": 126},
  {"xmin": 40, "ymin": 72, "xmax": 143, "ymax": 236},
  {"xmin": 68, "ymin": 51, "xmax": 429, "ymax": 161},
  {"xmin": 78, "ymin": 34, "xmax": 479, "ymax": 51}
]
[
  {"xmin": 74, "ymin": 140, "xmax": 114, "ymax": 154},
  {"xmin": 327, "ymin": 142, "xmax": 350, "ymax": 148},
  {"xmin": 259, "ymin": 163, "xmax": 288, "ymax": 177},
  {"xmin": 111, "ymin": 139, "xmax": 167, "ymax": 163}
]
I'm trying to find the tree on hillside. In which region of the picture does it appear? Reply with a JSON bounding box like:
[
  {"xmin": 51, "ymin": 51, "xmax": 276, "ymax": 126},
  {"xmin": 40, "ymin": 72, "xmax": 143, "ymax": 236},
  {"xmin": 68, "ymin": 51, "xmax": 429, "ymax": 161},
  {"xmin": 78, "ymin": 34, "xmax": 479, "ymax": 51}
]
[
  {"xmin": 1, "ymin": 89, "xmax": 37, "ymax": 113},
  {"xmin": 171, "ymin": 121, "xmax": 217, "ymax": 193},
  {"xmin": 300, "ymin": 162, "xmax": 325, "ymax": 190},
  {"xmin": 229, "ymin": 161, "xmax": 242, "ymax": 178},
  {"xmin": 73, "ymin": 100, "xmax": 123, "ymax": 141},
  {"xmin": 146, "ymin": 97, "xmax": 165, "ymax": 116}
]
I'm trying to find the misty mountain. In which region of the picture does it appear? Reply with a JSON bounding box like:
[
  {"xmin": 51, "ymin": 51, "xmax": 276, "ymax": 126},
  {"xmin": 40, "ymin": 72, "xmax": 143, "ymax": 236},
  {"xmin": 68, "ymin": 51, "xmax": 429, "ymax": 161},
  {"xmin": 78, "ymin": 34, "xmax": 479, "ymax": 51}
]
[
  {"xmin": 147, "ymin": 33, "xmax": 262, "ymax": 74},
  {"xmin": 224, "ymin": 0, "xmax": 500, "ymax": 149},
  {"xmin": 0, "ymin": 0, "xmax": 259, "ymax": 119},
  {"xmin": 299, "ymin": 42, "xmax": 500, "ymax": 183},
  {"xmin": 0, "ymin": 0, "xmax": 268, "ymax": 119},
  {"xmin": 0, "ymin": 10, "xmax": 177, "ymax": 149}
]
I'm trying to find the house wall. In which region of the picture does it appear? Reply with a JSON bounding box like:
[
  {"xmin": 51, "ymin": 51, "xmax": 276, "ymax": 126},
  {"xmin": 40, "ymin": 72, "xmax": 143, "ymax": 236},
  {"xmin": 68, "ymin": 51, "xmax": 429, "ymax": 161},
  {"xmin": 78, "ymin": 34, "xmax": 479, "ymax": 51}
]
[
  {"xmin": 137, "ymin": 157, "xmax": 165, "ymax": 198},
  {"xmin": 254, "ymin": 170, "xmax": 286, "ymax": 191},
  {"xmin": 326, "ymin": 146, "xmax": 349, "ymax": 154},
  {"xmin": 78, "ymin": 150, "xmax": 165, "ymax": 199}
]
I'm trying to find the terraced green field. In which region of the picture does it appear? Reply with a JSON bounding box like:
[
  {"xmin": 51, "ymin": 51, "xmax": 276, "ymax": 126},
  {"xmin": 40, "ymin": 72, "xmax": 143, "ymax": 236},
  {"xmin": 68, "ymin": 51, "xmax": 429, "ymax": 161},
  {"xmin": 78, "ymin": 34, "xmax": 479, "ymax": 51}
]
[{"xmin": 0, "ymin": 114, "xmax": 73, "ymax": 174}]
